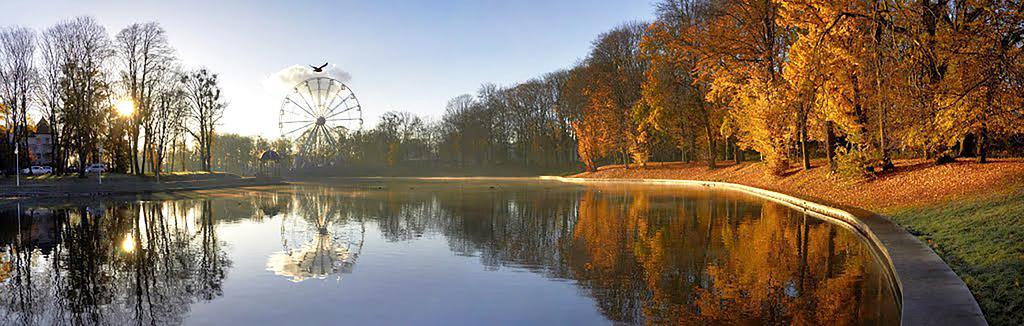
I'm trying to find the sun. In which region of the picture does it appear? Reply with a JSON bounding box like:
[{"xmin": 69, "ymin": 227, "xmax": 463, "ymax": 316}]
[
  {"xmin": 114, "ymin": 98, "xmax": 136, "ymax": 117},
  {"xmin": 121, "ymin": 233, "xmax": 136, "ymax": 253}
]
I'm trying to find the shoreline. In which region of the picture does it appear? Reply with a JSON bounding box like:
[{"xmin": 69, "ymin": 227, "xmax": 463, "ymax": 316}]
[
  {"xmin": 0, "ymin": 174, "xmax": 286, "ymax": 201},
  {"xmin": 544, "ymin": 176, "xmax": 987, "ymax": 326}
]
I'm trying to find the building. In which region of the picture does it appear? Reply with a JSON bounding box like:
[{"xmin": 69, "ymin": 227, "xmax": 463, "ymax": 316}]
[{"xmin": 26, "ymin": 118, "xmax": 53, "ymax": 165}]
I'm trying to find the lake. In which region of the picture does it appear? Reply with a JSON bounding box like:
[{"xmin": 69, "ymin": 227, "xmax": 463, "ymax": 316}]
[{"xmin": 0, "ymin": 179, "xmax": 900, "ymax": 325}]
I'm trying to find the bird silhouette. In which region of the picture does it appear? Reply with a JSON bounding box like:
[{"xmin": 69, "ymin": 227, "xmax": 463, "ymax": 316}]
[{"xmin": 310, "ymin": 62, "xmax": 328, "ymax": 73}]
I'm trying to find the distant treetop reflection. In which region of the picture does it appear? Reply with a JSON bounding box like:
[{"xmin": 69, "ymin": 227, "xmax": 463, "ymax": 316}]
[{"xmin": 0, "ymin": 181, "xmax": 899, "ymax": 325}]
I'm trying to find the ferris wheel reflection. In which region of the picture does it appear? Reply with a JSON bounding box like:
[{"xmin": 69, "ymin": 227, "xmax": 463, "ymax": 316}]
[{"xmin": 265, "ymin": 188, "xmax": 366, "ymax": 282}]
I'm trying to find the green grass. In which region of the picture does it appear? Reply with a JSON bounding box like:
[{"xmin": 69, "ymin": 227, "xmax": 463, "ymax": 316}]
[{"xmin": 886, "ymin": 187, "xmax": 1024, "ymax": 326}]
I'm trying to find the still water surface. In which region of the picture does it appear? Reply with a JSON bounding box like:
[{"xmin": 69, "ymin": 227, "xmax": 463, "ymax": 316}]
[{"xmin": 0, "ymin": 179, "xmax": 900, "ymax": 325}]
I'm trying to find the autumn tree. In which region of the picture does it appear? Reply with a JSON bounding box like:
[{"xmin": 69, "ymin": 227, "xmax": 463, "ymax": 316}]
[
  {"xmin": 211, "ymin": 133, "xmax": 256, "ymax": 175},
  {"xmin": 779, "ymin": 0, "xmax": 885, "ymax": 172},
  {"xmin": 573, "ymin": 81, "xmax": 619, "ymax": 172},
  {"xmin": 573, "ymin": 22, "xmax": 649, "ymax": 169},
  {"xmin": 685, "ymin": 0, "xmax": 794, "ymax": 175},
  {"xmin": 931, "ymin": 0, "xmax": 1024, "ymax": 163},
  {"xmin": 642, "ymin": 0, "xmax": 721, "ymax": 169}
]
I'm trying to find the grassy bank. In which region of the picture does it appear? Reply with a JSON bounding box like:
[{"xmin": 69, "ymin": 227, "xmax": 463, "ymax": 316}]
[
  {"xmin": 573, "ymin": 158, "xmax": 1024, "ymax": 325},
  {"xmin": 885, "ymin": 188, "xmax": 1023, "ymax": 326}
]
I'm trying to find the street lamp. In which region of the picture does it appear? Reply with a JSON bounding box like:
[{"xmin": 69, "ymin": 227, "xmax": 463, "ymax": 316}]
[
  {"xmin": 14, "ymin": 141, "xmax": 19, "ymax": 187},
  {"xmin": 98, "ymin": 143, "xmax": 103, "ymax": 185}
]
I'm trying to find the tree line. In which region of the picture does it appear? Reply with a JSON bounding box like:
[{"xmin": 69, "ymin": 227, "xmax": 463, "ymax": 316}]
[
  {"xmin": 11, "ymin": 0, "xmax": 1021, "ymax": 178},
  {"xmin": 0, "ymin": 17, "xmax": 226, "ymax": 177},
  {"xmin": 624, "ymin": 0, "xmax": 1024, "ymax": 175},
  {"xmin": 377, "ymin": 0, "xmax": 1024, "ymax": 175}
]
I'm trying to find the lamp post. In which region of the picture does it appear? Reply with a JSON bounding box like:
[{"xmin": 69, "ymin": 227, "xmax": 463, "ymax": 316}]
[
  {"xmin": 14, "ymin": 141, "xmax": 20, "ymax": 187},
  {"xmin": 98, "ymin": 143, "xmax": 103, "ymax": 185}
]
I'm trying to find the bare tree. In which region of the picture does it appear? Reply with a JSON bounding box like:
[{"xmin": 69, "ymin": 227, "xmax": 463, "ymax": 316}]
[
  {"xmin": 0, "ymin": 26, "xmax": 37, "ymax": 167},
  {"xmin": 50, "ymin": 17, "xmax": 113, "ymax": 177},
  {"xmin": 181, "ymin": 68, "xmax": 225, "ymax": 172},
  {"xmin": 440, "ymin": 94, "xmax": 479, "ymax": 166},
  {"xmin": 150, "ymin": 72, "xmax": 187, "ymax": 180},
  {"xmin": 37, "ymin": 26, "xmax": 67, "ymax": 172},
  {"xmin": 115, "ymin": 22, "xmax": 175, "ymax": 175}
]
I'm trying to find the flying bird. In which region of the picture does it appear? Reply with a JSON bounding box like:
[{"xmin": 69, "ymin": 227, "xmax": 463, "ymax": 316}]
[{"xmin": 310, "ymin": 62, "xmax": 328, "ymax": 73}]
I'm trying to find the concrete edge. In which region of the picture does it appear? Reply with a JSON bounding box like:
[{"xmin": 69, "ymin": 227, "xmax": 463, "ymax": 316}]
[{"xmin": 541, "ymin": 176, "xmax": 987, "ymax": 326}]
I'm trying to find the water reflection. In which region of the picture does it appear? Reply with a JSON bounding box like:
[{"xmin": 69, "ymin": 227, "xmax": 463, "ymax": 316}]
[
  {"xmin": 266, "ymin": 187, "xmax": 365, "ymax": 282},
  {"xmin": 0, "ymin": 201, "xmax": 229, "ymax": 325},
  {"xmin": 0, "ymin": 181, "xmax": 900, "ymax": 325}
]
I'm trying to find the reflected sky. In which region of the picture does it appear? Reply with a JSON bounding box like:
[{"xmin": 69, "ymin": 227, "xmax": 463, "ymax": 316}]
[{"xmin": 0, "ymin": 180, "xmax": 900, "ymax": 325}]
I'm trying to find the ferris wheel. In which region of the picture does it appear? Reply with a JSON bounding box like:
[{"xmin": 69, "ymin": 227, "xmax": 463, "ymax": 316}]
[{"xmin": 279, "ymin": 75, "xmax": 363, "ymax": 165}]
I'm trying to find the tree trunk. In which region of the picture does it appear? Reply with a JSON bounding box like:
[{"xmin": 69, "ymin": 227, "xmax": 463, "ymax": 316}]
[
  {"xmin": 734, "ymin": 139, "xmax": 743, "ymax": 165},
  {"xmin": 799, "ymin": 113, "xmax": 811, "ymax": 170},
  {"xmin": 704, "ymin": 125, "xmax": 717, "ymax": 169},
  {"xmin": 131, "ymin": 123, "xmax": 140, "ymax": 175},
  {"xmin": 825, "ymin": 121, "xmax": 837, "ymax": 171},
  {"xmin": 724, "ymin": 138, "xmax": 732, "ymax": 161},
  {"xmin": 687, "ymin": 133, "xmax": 696, "ymax": 163},
  {"xmin": 873, "ymin": 0, "xmax": 893, "ymax": 171},
  {"xmin": 978, "ymin": 123, "xmax": 988, "ymax": 163},
  {"xmin": 800, "ymin": 128, "xmax": 810, "ymax": 170},
  {"xmin": 77, "ymin": 149, "xmax": 87, "ymax": 178},
  {"xmin": 851, "ymin": 73, "xmax": 870, "ymax": 146},
  {"xmin": 141, "ymin": 138, "xmax": 149, "ymax": 175}
]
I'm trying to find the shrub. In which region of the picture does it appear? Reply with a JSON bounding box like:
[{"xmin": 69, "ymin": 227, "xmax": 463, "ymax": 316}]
[{"xmin": 834, "ymin": 146, "xmax": 879, "ymax": 178}]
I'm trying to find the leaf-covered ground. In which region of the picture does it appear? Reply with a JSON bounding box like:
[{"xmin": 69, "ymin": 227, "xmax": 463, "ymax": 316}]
[
  {"xmin": 574, "ymin": 158, "xmax": 1024, "ymax": 325},
  {"xmin": 573, "ymin": 158, "xmax": 1024, "ymax": 212}
]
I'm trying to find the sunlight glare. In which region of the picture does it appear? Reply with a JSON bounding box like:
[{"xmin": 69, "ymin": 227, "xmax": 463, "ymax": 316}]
[
  {"xmin": 115, "ymin": 98, "xmax": 136, "ymax": 117},
  {"xmin": 121, "ymin": 233, "xmax": 136, "ymax": 253}
]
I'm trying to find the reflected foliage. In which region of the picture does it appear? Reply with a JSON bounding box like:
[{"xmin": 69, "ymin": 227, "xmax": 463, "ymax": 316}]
[
  {"xmin": 0, "ymin": 182, "xmax": 899, "ymax": 325},
  {"xmin": 240, "ymin": 182, "xmax": 900, "ymax": 325}
]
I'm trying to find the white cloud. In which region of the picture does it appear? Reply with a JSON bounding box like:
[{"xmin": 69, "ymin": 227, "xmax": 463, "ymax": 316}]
[{"xmin": 263, "ymin": 63, "xmax": 352, "ymax": 95}]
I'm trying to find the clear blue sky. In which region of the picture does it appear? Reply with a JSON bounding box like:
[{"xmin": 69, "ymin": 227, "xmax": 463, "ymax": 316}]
[{"xmin": 1, "ymin": 0, "xmax": 655, "ymax": 137}]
